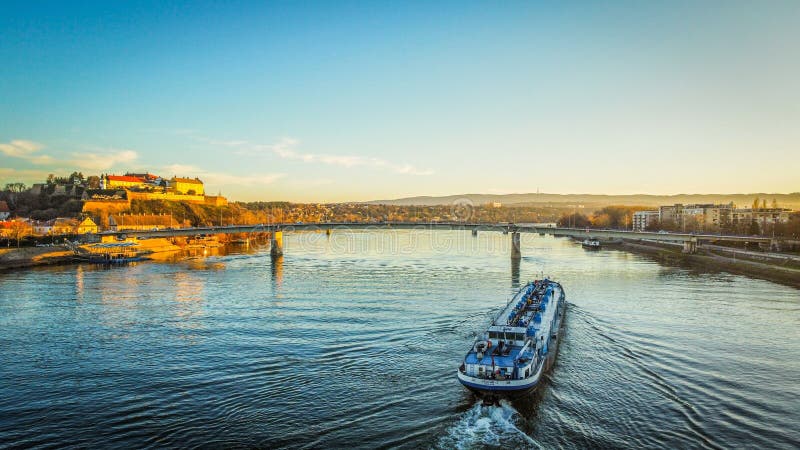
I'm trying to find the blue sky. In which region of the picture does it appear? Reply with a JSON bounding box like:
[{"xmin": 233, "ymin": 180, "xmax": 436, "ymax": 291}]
[{"xmin": 1, "ymin": 1, "xmax": 798, "ymax": 201}]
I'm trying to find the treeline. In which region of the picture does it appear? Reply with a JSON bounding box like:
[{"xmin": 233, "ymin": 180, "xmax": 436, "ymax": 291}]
[
  {"xmin": 557, "ymin": 206, "xmax": 649, "ymax": 228},
  {"xmin": 556, "ymin": 205, "xmax": 800, "ymax": 238},
  {"xmin": 0, "ymin": 184, "xmax": 84, "ymax": 220}
]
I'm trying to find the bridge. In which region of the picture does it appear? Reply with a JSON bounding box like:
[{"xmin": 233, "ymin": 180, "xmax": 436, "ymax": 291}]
[{"xmin": 96, "ymin": 222, "xmax": 779, "ymax": 256}]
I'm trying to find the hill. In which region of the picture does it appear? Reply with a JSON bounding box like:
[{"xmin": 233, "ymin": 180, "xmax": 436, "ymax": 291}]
[{"xmin": 366, "ymin": 193, "xmax": 800, "ymax": 210}]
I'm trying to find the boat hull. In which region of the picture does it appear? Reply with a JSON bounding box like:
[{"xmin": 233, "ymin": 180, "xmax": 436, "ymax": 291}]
[{"xmin": 458, "ymin": 301, "xmax": 567, "ymax": 397}]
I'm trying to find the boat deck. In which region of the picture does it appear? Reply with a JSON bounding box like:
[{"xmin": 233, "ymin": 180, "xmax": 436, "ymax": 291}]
[{"xmin": 464, "ymin": 346, "xmax": 535, "ymax": 367}]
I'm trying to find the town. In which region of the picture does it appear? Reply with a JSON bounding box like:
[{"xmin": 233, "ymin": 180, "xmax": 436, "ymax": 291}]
[{"xmin": 1, "ymin": 171, "xmax": 799, "ymax": 247}]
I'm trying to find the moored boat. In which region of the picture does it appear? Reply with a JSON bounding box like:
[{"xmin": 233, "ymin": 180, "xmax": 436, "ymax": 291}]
[
  {"xmin": 581, "ymin": 238, "xmax": 601, "ymax": 249},
  {"xmin": 457, "ymin": 279, "xmax": 566, "ymax": 396}
]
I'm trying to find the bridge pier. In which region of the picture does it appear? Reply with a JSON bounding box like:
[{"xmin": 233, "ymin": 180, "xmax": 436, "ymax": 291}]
[
  {"xmin": 511, "ymin": 232, "xmax": 521, "ymax": 259},
  {"xmin": 682, "ymin": 239, "xmax": 697, "ymax": 254},
  {"xmin": 271, "ymin": 230, "xmax": 284, "ymax": 257},
  {"xmin": 472, "ymin": 229, "xmax": 478, "ymax": 237}
]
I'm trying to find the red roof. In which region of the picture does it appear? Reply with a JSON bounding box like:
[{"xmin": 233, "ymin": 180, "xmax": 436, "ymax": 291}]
[{"xmin": 106, "ymin": 175, "xmax": 144, "ymax": 183}]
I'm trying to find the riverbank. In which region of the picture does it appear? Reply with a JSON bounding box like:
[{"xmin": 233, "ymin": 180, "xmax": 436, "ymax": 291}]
[
  {"xmin": 621, "ymin": 240, "xmax": 800, "ymax": 289},
  {"xmin": 0, "ymin": 246, "xmax": 75, "ymax": 271}
]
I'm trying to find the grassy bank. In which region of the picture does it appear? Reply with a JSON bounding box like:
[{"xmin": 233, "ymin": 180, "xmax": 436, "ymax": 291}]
[
  {"xmin": 0, "ymin": 246, "xmax": 75, "ymax": 272},
  {"xmin": 621, "ymin": 240, "xmax": 800, "ymax": 289}
]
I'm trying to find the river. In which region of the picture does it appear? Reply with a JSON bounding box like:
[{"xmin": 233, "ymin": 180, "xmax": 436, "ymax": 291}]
[{"xmin": 1, "ymin": 230, "xmax": 798, "ymax": 448}]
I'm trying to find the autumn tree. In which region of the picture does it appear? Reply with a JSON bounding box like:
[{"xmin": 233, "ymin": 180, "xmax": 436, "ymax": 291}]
[
  {"xmin": 87, "ymin": 175, "xmax": 101, "ymax": 189},
  {"xmin": 557, "ymin": 212, "xmax": 591, "ymax": 228},
  {"xmin": 748, "ymin": 220, "xmax": 760, "ymax": 236}
]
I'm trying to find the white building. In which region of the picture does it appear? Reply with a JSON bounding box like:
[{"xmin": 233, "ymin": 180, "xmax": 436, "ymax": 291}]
[
  {"xmin": 632, "ymin": 210, "xmax": 659, "ymax": 231},
  {"xmin": 0, "ymin": 201, "xmax": 9, "ymax": 221}
]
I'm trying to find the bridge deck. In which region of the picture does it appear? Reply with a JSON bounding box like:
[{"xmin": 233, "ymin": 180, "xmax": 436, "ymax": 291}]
[{"xmin": 95, "ymin": 222, "xmax": 773, "ymax": 244}]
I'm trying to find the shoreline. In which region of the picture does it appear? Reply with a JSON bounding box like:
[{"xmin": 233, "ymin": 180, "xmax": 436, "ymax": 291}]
[
  {"xmin": 619, "ymin": 240, "xmax": 800, "ymax": 289},
  {"xmin": 0, "ymin": 247, "xmax": 76, "ymax": 272}
]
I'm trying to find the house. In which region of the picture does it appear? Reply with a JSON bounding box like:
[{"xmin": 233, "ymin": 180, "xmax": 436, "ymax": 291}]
[
  {"xmin": 103, "ymin": 175, "xmax": 146, "ymax": 189},
  {"xmin": 0, "ymin": 201, "xmax": 10, "ymax": 221},
  {"xmin": 170, "ymin": 177, "xmax": 205, "ymax": 195},
  {"xmin": 34, "ymin": 218, "xmax": 79, "ymax": 235},
  {"xmin": 76, "ymin": 217, "xmax": 98, "ymax": 234}
]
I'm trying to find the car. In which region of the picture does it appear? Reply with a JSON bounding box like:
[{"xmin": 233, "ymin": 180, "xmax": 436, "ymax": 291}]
[{"xmin": 658, "ymin": 230, "xmax": 668, "ymax": 234}]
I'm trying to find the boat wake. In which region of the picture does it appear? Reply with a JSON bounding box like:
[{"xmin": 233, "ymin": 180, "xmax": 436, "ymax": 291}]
[{"xmin": 435, "ymin": 400, "xmax": 542, "ymax": 450}]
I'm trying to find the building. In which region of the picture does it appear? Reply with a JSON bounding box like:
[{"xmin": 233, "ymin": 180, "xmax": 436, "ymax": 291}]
[
  {"xmin": 81, "ymin": 189, "xmax": 128, "ymax": 201},
  {"xmin": 170, "ymin": 177, "xmax": 204, "ymax": 195},
  {"xmin": 204, "ymin": 195, "xmax": 228, "ymax": 207},
  {"xmin": 682, "ymin": 203, "xmax": 733, "ymax": 230},
  {"xmin": 632, "ymin": 210, "xmax": 659, "ymax": 231},
  {"xmin": 34, "ymin": 218, "xmax": 79, "ymax": 235},
  {"xmin": 0, "ymin": 201, "xmax": 10, "ymax": 221},
  {"xmin": 108, "ymin": 214, "xmax": 187, "ymax": 231},
  {"xmin": 103, "ymin": 175, "xmax": 146, "ymax": 189},
  {"xmin": 125, "ymin": 172, "xmax": 162, "ymax": 185},
  {"xmin": 658, "ymin": 203, "xmax": 733, "ymax": 231},
  {"xmin": 731, "ymin": 208, "xmax": 791, "ymax": 228},
  {"xmin": 76, "ymin": 217, "xmax": 98, "ymax": 234}
]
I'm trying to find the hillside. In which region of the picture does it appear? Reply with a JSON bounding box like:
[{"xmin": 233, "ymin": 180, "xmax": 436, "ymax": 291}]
[{"xmin": 367, "ymin": 193, "xmax": 800, "ymax": 210}]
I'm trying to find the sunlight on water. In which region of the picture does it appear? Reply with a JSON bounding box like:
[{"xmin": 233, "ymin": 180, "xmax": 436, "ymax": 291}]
[{"xmin": 0, "ymin": 230, "xmax": 798, "ymax": 448}]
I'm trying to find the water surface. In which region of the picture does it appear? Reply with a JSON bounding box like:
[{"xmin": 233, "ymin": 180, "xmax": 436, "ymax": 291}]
[{"xmin": 1, "ymin": 231, "xmax": 798, "ymax": 448}]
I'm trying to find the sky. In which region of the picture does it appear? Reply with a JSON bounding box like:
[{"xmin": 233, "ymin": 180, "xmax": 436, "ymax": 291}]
[{"xmin": 1, "ymin": 1, "xmax": 798, "ymax": 202}]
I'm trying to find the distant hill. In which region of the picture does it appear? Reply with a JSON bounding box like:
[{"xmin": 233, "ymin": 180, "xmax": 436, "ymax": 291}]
[{"xmin": 367, "ymin": 193, "xmax": 800, "ymax": 210}]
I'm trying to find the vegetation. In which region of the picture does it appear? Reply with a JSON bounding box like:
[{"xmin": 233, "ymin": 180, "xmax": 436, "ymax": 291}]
[
  {"xmin": 557, "ymin": 205, "xmax": 648, "ymax": 229},
  {"xmin": 2, "ymin": 174, "xmax": 800, "ymax": 240}
]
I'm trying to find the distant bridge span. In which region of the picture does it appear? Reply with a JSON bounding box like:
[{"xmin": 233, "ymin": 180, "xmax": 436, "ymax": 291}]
[{"xmin": 96, "ymin": 222, "xmax": 776, "ymax": 254}]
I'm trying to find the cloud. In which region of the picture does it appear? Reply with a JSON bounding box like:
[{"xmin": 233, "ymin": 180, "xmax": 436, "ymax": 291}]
[
  {"xmin": 0, "ymin": 140, "xmax": 53, "ymax": 164},
  {"xmin": 69, "ymin": 149, "xmax": 139, "ymax": 171},
  {"xmin": 0, "ymin": 167, "xmax": 56, "ymax": 183},
  {"xmin": 233, "ymin": 137, "xmax": 435, "ymax": 175},
  {"xmin": 175, "ymin": 132, "xmax": 435, "ymax": 175},
  {"xmin": 162, "ymin": 164, "xmax": 285, "ymax": 186},
  {"xmin": 0, "ymin": 139, "xmax": 139, "ymax": 172}
]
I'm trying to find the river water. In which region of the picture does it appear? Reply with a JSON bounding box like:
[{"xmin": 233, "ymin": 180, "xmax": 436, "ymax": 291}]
[{"xmin": 1, "ymin": 230, "xmax": 798, "ymax": 449}]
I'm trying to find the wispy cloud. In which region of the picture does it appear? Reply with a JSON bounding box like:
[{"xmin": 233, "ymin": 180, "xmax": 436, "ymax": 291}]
[
  {"xmin": 162, "ymin": 164, "xmax": 285, "ymax": 186},
  {"xmin": 249, "ymin": 138, "xmax": 435, "ymax": 175},
  {"xmin": 0, "ymin": 140, "xmax": 54, "ymax": 165},
  {"xmin": 181, "ymin": 133, "xmax": 435, "ymax": 176},
  {"xmin": 0, "ymin": 139, "xmax": 139, "ymax": 172},
  {"xmin": 69, "ymin": 149, "xmax": 139, "ymax": 171}
]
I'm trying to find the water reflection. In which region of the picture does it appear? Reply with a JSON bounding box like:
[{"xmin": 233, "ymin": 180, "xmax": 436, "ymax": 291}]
[
  {"xmin": 511, "ymin": 256, "xmax": 520, "ymax": 288},
  {"xmin": 1, "ymin": 232, "xmax": 798, "ymax": 449},
  {"xmin": 171, "ymin": 271, "xmax": 205, "ymax": 338},
  {"xmin": 271, "ymin": 254, "xmax": 284, "ymax": 293}
]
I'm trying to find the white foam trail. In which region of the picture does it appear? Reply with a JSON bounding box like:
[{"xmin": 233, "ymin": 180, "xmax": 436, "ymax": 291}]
[{"xmin": 436, "ymin": 400, "xmax": 542, "ymax": 449}]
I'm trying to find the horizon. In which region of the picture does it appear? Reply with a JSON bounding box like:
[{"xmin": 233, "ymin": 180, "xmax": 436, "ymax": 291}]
[{"xmin": 2, "ymin": 1, "xmax": 799, "ymax": 202}]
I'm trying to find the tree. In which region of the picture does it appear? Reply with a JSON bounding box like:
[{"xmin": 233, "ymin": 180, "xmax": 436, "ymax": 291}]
[
  {"xmin": 68, "ymin": 172, "xmax": 85, "ymax": 185},
  {"xmin": 771, "ymin": 198, "xmax": 778, "ymax": 209},
  {"xmin": 7, "ymin": 221, "xmax": 31, "ymax": 247},
  {"xmin": 87, "ymin": 175, "xmax": 101, "ymax": 189},
  {"xmin": 752, "ymin": 197, "xmax": 760, "ymax": 210},
  {"xmin": 748, "ymin": 220, "xmax": 760, "ymax": 236},
  {"xmin": 557, "ymin": 212, "xmax": 590, "ymax": 228},
  {"xmin": 3, "ymin": 182, "xmax": 27, "ymax": 193}
]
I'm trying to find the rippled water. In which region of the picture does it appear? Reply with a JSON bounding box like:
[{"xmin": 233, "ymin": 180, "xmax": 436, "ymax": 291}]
[{"xmin": 1, "ymin": 231, "xmax": 798, "ymax": 449}]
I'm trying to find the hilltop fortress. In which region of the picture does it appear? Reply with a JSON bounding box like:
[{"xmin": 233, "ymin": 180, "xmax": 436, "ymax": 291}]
[{"xmin": 81, "ymin": 172, "xmax": 227, "ymax": 214}]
